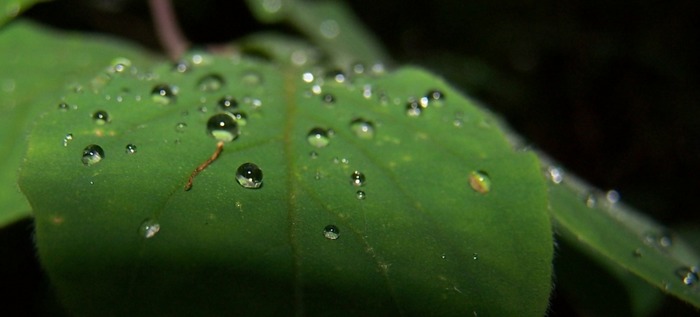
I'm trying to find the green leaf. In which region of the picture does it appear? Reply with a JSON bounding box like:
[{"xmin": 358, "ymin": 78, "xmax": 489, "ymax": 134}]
[
  {"xmin": 19, "ymin": 49, "xmax": 553, "ymax": 315},
  {"xmin": 0, "ymin": 0, "xmax": 41, "ymax": 26},
  {"xmin": 0, "ymin": 20, "xmax": 156, "ymax": 228},
  {"xmin": 546, "ymin": 161, "xmax": 700, "ymax": 309}
]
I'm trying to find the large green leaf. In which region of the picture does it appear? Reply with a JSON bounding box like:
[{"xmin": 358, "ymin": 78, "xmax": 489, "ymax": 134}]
[
  {"xmin": 0, "ymin": 20, "xmax": 156, "ymax": 228},
  {"xmin": 19, "ymin": 48, "xmax": 553, "ymax": 315},
  {"xmin": 545, "ymin": 160, "xmax": 700, "ymax": 309}
]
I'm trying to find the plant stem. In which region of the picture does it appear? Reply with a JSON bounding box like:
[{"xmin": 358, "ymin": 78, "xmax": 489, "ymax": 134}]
[{"xmin": 149, "ymin": 0, "xmax": 189, "ymax": 60}]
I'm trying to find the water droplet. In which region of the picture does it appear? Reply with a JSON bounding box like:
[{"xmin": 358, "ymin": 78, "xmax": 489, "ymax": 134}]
[
  {"xmin": 323, "ymin": 225, "xmax": 340, "ymax": 240},
  {"xmin": 472, "ymin": 253, "xmax": 479, "ymax": 260},
  {"xmin": 319, "ymin": 19, "xmax": 340, "ymax": 39},
  {"xmin": 644, "ymin": 231, "xmax": 673, "ymax": 250},
  {"xmin": 585, "ymin": 193, "xmax": 596, "ymax": 208},
  {"xmin": 307, "ymin": 127, "xmax": 331, "ymax": 148},
  {"xmin": 352, "ymin": 63, "xmax": 365, "ymax": 74},
  {"xmin": 406, "ymin": 99, "xmax": 422, "ymax": 117},
  {"xmin": 242, "ymin": 71, "xmax": 263, "ymax": 85},
  {"xmin": 606, "ymin": 190, "xmax": 620, "ymax": 204},
  {"xmin": 547, "ymin": 166, "xmax": 563, "ymax": 184},
  {"xmin": 322, "ymin": 93, "xmax": 335, "ymax": 104},
  {"xmin": 350, "ymin": 171, "xmax": 366, "ymax": 187},
  {"xmin": 633, "ymin": 248, "xmax": 643, "ymax": 257},
  {"xmin": 197, "ymin": 73, "xmax": 225, "ymax": 92},
  {"xmin": 350, "ymin": 118, "xmax": 375, "ymax": 139},
  {"xmin": 236, "ymin": 163, "xmax": 263, "ymax": 189},
  {"xmin": 110, "ymin": 57, "xmax": 132, "ymax": 73},
  {"xmin": 356, "ymin": 190, "xmax": 366, "ymax": 200},
  {"xmin": 174, "ymin": 60, "xmax": 189, "ymax": 73},
  {"xmin": 302, "ymin": 72, "xmax": 314, "ymax": 83},
  {"xmin": 139, "ymin": 218, "xmax": 160, "ymax": 239},
  {"xmin": 63, "ymin": 133, "xmax": 73, "ymax": 147},
  {"xmin": 229, "ymin": 111, "xmax": 248, "ymax": 126},
  {"xmin": 207, "ymin": 113, "xmax": 239, "ymax": 142},
  {"xmin": 468, "ymin": 170, "xmax": 491, "ymax": 194},
  {"xmin": 175, "ymin": 122, "xmax": 187, "ymax": 133},
  {"xmin": 309, "ymin": 151, "xmax": 319, "ymax": 159},
  {"xmin": 151, "ymin": 84, "xmax": 176, "ymax": 105},
  {"xmin": 81, "ymin": 144, "xmax": 105, "ymax": 166},
  {"xmin": 125, "ymin": 144, "xmax": 137, "ymax": 154},
  {"xmin": 676, "ymin": 266, "xmax": 699, "ymax": 286},
  {"xmin": 58, "ymin": 102, "xmax": 70, "ymax": 111},
  {"xmin": 326, "ymin": 70, "xmax": 346, "ymax": 83},
  {"xmin": 423, "ymin": 89, "xmax": 445, "ymax": 107},
  {"xmin": 362, "ymin": 84, "xmax": 372, "ymax": 99},
  {"xmin": 261, "ymin": 0, "xmax": 282, "ymax": 13},
  {"xmin": 217, "ymin": 96, "xmax": 238, "ymax": 113}
]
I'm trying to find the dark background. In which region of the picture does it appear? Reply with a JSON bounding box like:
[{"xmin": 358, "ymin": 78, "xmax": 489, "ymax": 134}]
[{"xmin": 3, "ymin": 0, "xmax": 698, "ymax": 315}]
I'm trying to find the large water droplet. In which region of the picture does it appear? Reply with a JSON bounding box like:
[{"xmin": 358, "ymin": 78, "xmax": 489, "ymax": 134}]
[
  {"xmin": 350, "ymin": 171, "xmax": 366, "ymax": 187},
  {"xmin": 350, "ymin": 118, "xmax": 375, "ymax": 139},
  {"xmin": 676, "ymin": 266, "xmax": 699, "ymax": 286},
  {"xmin": 468, "ymin": 170, "xmax": 491, "ymax": 194},
  {"xmin": 323, "ymin": 225, "xmax": 340, "ymax": 240},
  {"xmin": 151, "ymin": 84, "xmax": 176, "ymax": 105},
  {"xmin": 307, "ymin": 127, "xmax": 331, "ymax": 148},
  {"xmin": 125, "ymin": 144, "xmax": 137, "ymax": 154},
  {"xmin": 198, "ymin": 73, "xmax": 225, "ymax": 92},
  {"xmin": 207, "ymin": 113, "xmax": 239, "ymax": 142},
  {"xmin": 236, "ymin": 163, "xmax": 263, "ymax": 189},
  {"xmin": 81, "ymin": 144, "xmax": 105, "ymax": 166},
  {"xmin": 217, "ymin": 96, "xmax": 238, "ymax": 112},
  {"xmin": 139, "ymin": 218, "xmax": 161, "ymax": 239}
]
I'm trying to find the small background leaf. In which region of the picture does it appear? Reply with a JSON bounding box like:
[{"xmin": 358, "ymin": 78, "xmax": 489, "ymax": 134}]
[
  {"xmin": 0, "ymin": 20, "xmax": 156, "ymax": 228},
  {"xmin": 20, "ymin": 50, "xmax": 552, "ymax": 315}
]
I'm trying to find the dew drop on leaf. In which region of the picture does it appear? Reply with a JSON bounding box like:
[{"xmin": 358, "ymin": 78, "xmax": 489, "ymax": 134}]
[
  {"xmin": 62, "ymin": 133, "xmax": 73, "ymax": 147},
  {"xmin": 406, "ymin": 99, "xmax": 422, "ymax": 117},
  {"xmin": 110, "ymin": 57, "xmax": 131, "ymax": 73},
  {"xmin": 58, "ymin": 102, "xmax": 70, "ymax": 111},
  {"xmin": 349, "ymin": 118, "xmax": 375, "ymax": 139},
  {"xmin": 356, "ymin": 190, "xmax": 366, "ymax": 200},
  {"xmin": 236, "ymin": 163, "xmax": 263, "ymax": 189},
  {"xmin": 242, "ymin": 71, "xmax": 264, "ymax": 85},
  {"xmin": 302, "ymin": 72, "xmax": 314, "ymax": 83},
  {"xmin": 217, "ymin": 96, "xmax": 238, "ymax": 112},
  {"xmin": 173, "ymin": 60, "xmax": 189, "ymax": 73},
  {"xmin": 675, "ymin": 267, "xmax": 699, "ymax": 286},
  {"xmin": 546, "ymin": 166, "xmax": 564, "ymax": 184},
  {"xmin": 323, "ymin": 225, "xmax": 340, "ymax": 240},
  {"xmin": 350, "ymin": 171, "xmax": 366, "ymax": 187},
  {"xmin": 207, "ymin": 113, "xmax": 239, "ymax": 142},
  {"xmin": 307, "ymin": 127, "xmax": 331, "ymax": 148},
  {"xmin": 138, "ymin": 218, "xmax": 161, "ymax": 239},
  {"xmin": 230, "ymin": 112, "xmax": 248, "ymax": 126},
  {"xmin": 151, "ymin": 84, "xmax": 176, "ymax": 105},
  {"xmin": 125, "ymin": 144, "xmax": 137, "ymax": 154},
  {"xmin": 309, "ymin": 151, "xmax": 319, "ymax": 159},
  {"xmin": 197, "ymin": 73, "xmax": 225, "ymax": 92},
  {"xmin": 322, "ymin": 93, "xmax": 336, "ymax": 104},
  {"xmin": 468, "ymin": 170, "xmax": 491, "ymax": 194},
  {"xmin": 81, "ymin": 144, "xmax": 105, "ymax": 166},
  {"xmin": 326, "ymin": 70, "xmax": 346, "ymax": 83},
  {"xmin": 175, "ymin": 122, "xmax": 188, "ymax": 133},
  {"xmin": 423, "ymin": 89, "xmax": 445, "ymax": 107}
]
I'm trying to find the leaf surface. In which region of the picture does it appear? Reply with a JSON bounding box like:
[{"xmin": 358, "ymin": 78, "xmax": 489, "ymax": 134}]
[{"xmin": 19, "ymin": 49, "xmax": 553, "ymax": 315}]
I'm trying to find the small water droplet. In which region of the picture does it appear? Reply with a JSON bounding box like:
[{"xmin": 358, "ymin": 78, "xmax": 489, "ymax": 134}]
[
  {"xmin": 547, "ymin": 166, "xmax": 564, "ymax": 184},
  {"xmin": 302, "ymin": 72, "xmax": 314, "ymax": 83},
  {"xmin": 319, "ymin": 19, "xmax": 340, "ymax": 39},
  {"xmin": 307, "ymin": 127, "xmax": 331, "ymax": 148},
  {"xmin": 311, "ymin": 84, "xmax": 322, "ymax": 95},
  {"xmin": 676, "ymin": 266, "xmax": 699, "ymax": 286},
  {"xmin": 62, "ymin": 133, "xmax": 73, "ymax": 147},
  {"xmin": 236, "ymin": 163, "xmax": 263, "ymax": 189},
  {"xmin": 242, "ymin": 71, "xmax": 263, "ymax": 85},
  {"xmin": 472, "ymin": 253, "xmax": 479, "ymax": 260},
  {"xmin": 139, "ymin": 218, "xmax": 160, "ymax": 239},
  {"xmin": 633, "ymin": 248, "xmax": 643, "ymax": 257},
  {"xmin": 222, "ymin": 111, "xmax": 244, "ymax": 126},
  {"xmin": 468, "ymin": 170, "xmax": 491, "ymax": 194},
  {"xmin": 326, "ymin": 70, "xmax": 346, "ymax": 83},
  {"xmin": 81, "ymin": 144, "xmax": 105, "ymax": 166},
  {"xmin": 406, "ymin": 99, "xmax": 422, "ymax": 117},
  {"xmin": 322, "ymin": 93, "xmax": 335, "ymax": 104},
  {"xmin": 606, "ymin": 190, "xmax": 620, "ymax": 204},
  {"xmin": 207, "ymin": 113, "xmax": 239, "ymax": 142},
  {"xmin": 644, "ymin": 231, "xmax": 674, "ymax": 250},
  {"xmin": 352, "ymin": 63, "xmax": 365, "ymax": 74},
  {"xmin": 362, "ymin": 84, "xmax": 372, "ymax": 99},
  {"xmin": 356, "ymin": 190, "xmax": 366, "ymax": 200},
  {"xmin": 323, "ymin": 225, "xmax": 340, "ymax": 240},
  {"xmin": 174, "ymin": 60, "xmax": 189, "ymax": 73},
  {"xmin": 197, "ymin": 73, "xmax": 225, "ymax": 92},
  {"xmin": 110, "ymin": 57, "xmax": 132, "ymax": 73},
  {"xmin": 151, "ymin": 84, "xmax": 176, "ymax": 105},
  {"xmin": 58, "ymin": 102, "xmax": 70, "ymax": 111},
  {"xmin": 350, "ymin": 118, "xmax": 375, "ymax": 139},
  {"xmin": 424, "ymin": 89, "xmax": 445, "ymax": 107},
  {"xmin": 309, "ymin": 151, "xmax": 319, "ymax": 159},
  {"xmin": 584, "ymin": 193, "xmax": 597, "ymax": 208},
  {"xmin": 125, "ymin": 144, "xmax": 137, "ymax": 154},
  {"xmin": 350, "ymin": 171, "xmax": 366, "ymax": 187},
  {"xmin": 175, "ymin": 122, "xmax": 187, "ymax": 133}
]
